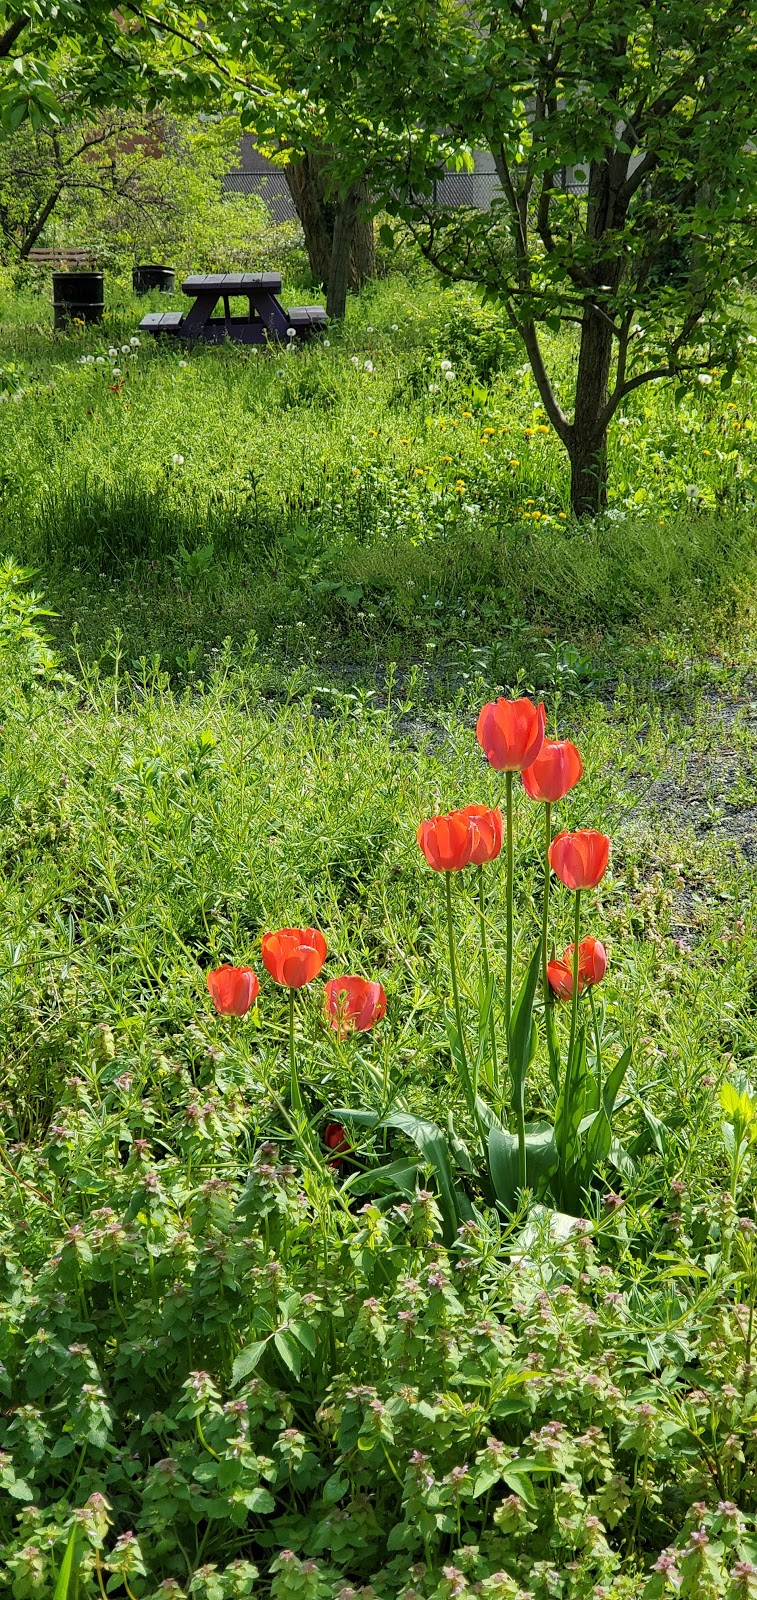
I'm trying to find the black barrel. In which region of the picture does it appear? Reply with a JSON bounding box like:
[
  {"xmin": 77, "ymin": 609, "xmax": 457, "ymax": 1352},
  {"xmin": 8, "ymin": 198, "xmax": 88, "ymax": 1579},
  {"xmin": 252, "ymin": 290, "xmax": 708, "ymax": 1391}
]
[
  {"xmin": 53, "ymin": 271, "xmax": 104, "ymax": 329},
  {"xmin": 132, "ymin": 264, "xmax": 175, "ymax": 294}
]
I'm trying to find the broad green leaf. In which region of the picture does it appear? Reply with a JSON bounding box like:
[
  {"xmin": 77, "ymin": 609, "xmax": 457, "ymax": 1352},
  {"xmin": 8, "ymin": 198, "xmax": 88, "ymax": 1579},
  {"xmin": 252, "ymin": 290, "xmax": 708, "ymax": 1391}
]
[
  {"xmin": 343, "ymin": 1159, "xmax": 420, "ymax": 1196},
  {"xmin": 501, "ymin": 1468, "xmax": 538, "ymax": 1507},
  {"xmin": 53, "ymin": 1527, "xmax": 80, "ymax": 1600},
  {"xmin": 328, "ymin": 1107, "xmax": 380, "ymax": 1127},
  {"xmin": 582, "ymin": 1047, "xmax": 633, "ymax": 1170},
  {"xmin": 488, "ymin": 1120, "xmax": 558, "ymax": 1210},
  {"xmin": 274, "ymin": 1329, "xmax": 302, "ymax": 1378},
  {"xmin": 290, "ymin": 1319, "xmax": 317, "ymax": 1356},
  {"xmin": 232, "ymin": 1340, "xmax": 267, "ymax": 1386},
  {"xmin": 381, "ymin": 1111, "xmax": 460, "ymax": 1243},
  {"xmin": 508, "ymin": 943, "xmax": 542, "ymax": 1103},
  {"xmin": 555, "ymin": 1025, "xmax": 588, "ymax": 1181}
]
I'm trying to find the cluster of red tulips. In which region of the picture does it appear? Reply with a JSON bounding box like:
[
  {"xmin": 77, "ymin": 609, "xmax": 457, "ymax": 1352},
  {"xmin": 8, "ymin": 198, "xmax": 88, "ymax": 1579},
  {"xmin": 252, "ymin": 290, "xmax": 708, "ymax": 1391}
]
[
  {"xmin": 207, "ymin": 931, "xmax": 386, "ymax": 1116},
  {"xmin": 206, "ymin": 696, "xmax": 610, "ymax": 1180}
]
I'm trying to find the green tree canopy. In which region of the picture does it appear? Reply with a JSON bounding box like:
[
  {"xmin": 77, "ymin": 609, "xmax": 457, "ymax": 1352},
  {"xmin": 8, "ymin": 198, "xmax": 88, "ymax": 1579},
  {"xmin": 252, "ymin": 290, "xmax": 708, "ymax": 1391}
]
[{"xmin": 219, "ymin": 0, "xmax": 757, "ymax": 513}]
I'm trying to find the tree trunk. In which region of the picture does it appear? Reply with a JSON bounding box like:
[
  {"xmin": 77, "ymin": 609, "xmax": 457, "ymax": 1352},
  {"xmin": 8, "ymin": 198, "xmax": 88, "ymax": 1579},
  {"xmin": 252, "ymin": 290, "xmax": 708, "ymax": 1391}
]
[
  {"xmin": 285, "ymin": 154, "xmax": 332, "ymax": 283},
  {"xmin": 285, "ymin": 155, "xmax": 375, "ymax": 314},
  {"xmin": 349, "ymin": 182, "xmax": 374, "ymax": 287},
  {"xmin": 569, "ymin": 305, "xmax": 614, "ymax": 517},
  {"xmin": 327, "ymin": 187, "xmax": 360, "ymax": 319}
]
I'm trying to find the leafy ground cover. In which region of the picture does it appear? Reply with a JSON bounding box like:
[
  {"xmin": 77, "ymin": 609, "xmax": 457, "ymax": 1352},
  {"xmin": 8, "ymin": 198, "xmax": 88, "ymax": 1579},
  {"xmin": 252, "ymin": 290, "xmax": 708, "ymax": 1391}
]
[{"xmin": 2, "ymin": 271, "xmax": 757, "ymax": 1598}]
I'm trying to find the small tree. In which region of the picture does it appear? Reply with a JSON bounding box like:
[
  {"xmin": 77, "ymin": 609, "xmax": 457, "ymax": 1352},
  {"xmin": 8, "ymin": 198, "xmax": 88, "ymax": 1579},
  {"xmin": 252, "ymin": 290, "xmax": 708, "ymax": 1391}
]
[{"xmin": 219, "ymin": 0, "xmax": 757, "ymax": 513}]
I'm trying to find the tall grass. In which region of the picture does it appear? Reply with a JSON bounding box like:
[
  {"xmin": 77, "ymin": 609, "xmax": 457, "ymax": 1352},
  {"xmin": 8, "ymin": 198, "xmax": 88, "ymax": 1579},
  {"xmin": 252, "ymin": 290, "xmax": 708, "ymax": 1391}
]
[{"xmin": 0, "ymin": 271, "xmax": 755, "ymax": 675}]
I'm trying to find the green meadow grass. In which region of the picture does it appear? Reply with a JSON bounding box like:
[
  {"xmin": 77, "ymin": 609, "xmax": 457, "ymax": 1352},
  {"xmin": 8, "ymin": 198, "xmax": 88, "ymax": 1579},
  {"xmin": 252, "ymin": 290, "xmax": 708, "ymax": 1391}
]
[
  {"xmin": 1, "ymin": 271, "xmax": 756, "ymax": 681},
  {"xmin": 1, "ymin": 640, "xmax": 754, "ymax": 1214},
  {"xmin": 3, "ymin": 269, "xmax": 757, "ymax": 1596}
]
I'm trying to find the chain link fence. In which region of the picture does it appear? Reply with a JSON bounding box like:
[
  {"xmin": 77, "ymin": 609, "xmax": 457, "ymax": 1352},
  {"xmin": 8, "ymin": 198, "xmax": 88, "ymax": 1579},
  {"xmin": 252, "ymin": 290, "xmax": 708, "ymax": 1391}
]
[{"xmin": 222, "ymin": 167, "xmax": 589, "ymax": 224}]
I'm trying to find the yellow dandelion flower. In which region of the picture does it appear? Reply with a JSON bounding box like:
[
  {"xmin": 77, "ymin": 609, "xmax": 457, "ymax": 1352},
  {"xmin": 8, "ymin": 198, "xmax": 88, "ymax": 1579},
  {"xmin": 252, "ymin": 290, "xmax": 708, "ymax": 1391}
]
[
  {"xmin": 558, "ymin": 511, "xmax": 567, "ymax": 519},
  {"xmin": 525, "ymin": 498, "xmax": 535, "ymax": 506},
  {"xmin": 442, "ymin": 455, "xmax": 453, "ymax": 463},
  {"xmin": 702, "ymin": 449, "xmax": 711, "ymax": 456},
  {"xmin": 509, "ymin": 458, "xmax": 520, "ymax": 468},
  {"xmin": 461, "ymin": 410, "xmax": 473, "ymax": 418},
  {"xmin": 482, "ymin": 428, "xmax": 495, "ymax": 437},
  {"xmin": 537, "ymin": 425, "xmax": 549, "ymax": 434}
]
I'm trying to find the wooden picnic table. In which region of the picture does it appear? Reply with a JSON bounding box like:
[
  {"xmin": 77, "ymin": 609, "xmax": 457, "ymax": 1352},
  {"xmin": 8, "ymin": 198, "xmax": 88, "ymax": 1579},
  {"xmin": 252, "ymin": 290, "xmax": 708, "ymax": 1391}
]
[{"xmin": 139, "ymin": 272, "xmax": 327, "ymax": 345}]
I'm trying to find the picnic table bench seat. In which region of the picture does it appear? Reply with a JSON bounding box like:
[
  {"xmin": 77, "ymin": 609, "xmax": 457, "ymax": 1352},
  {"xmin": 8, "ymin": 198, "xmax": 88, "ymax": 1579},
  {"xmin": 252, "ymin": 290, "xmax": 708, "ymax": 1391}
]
[
  {"xmin": 138, "ymin": 270, "xmax": 326, "ymax": 346},
  {"xmin": 139, "ymin": 311, "xmax": 184, "ymax": 332}
]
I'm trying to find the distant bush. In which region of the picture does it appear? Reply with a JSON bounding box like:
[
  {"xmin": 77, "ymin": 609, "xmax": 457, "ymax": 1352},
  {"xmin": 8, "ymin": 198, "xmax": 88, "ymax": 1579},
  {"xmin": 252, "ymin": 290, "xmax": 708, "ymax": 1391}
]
[{"xmin": 436, "ymin": 289, "xmax": 519, "ymax": 381}]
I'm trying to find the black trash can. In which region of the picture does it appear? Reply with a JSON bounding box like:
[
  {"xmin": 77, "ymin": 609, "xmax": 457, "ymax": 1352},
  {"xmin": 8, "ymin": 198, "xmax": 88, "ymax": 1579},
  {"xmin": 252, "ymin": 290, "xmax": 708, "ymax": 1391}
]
[
  {"xmin": 132, "ymin": 264, "xmax": 175, "ymax": 294},
  {"xmin": 53, "ymin": 270, "xmax": 104, "ymax": 329}
]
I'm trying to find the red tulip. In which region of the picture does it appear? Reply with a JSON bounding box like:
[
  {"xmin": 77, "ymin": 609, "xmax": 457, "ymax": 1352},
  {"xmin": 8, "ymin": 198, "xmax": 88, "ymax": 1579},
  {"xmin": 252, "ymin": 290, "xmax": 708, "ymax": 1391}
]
[
  {"xmin": 323, "ymin": 1121, "xmax": 351, "ymax": 1164},
  {"xmin": 476, "ymin": 697, "xmax": 546, "ymax": 773},
  {"xmin": 548, "ymin": 830, "xmax": 610, "ymax": 890},
  {"xmin": 261, "ymin": 927, "xmax": 327, "ymax": 988},
  {"xmin": 548, "ymin": 937, "xmax": 607, "ymax": 1000},
  {"xmin": 417, "ymin": 810, "xmax": 475, "ymax": 871},
  {"xmin": 206, "ymin": 965, "xmax": 260, "ymax": 1016},
  {"xmin": 522, "ymin": 739, "xmax": 583, "ymax": 803},
  {"xmin": 460, "ymin": 804, "xmax": 504, "ymax": 865},
  {"xmin": 325, "ymin": 975, "xmax": 387, "ymax": 1036}
]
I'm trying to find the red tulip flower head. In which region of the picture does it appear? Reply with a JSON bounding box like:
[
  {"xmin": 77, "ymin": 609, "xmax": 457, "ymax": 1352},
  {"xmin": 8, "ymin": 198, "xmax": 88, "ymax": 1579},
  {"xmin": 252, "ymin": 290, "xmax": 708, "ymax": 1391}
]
[
  {"xmin": 476, "ymin": 697, "xmax": 546, "ymax": 772},
  {"xmin": 417, "ymin": 810, "xmax": 475, "ymax": 872},
  {"xmin": 548, "ymin": 830, "xmax": 610, "ymax": 890},
  {"xmin": 325, "ymin": 975, "xmax": 387, "ymax": 1037},
  {"xmin": 206, "ymin": 965, "xmax": 260, "ymax": 1016},
  {"xmin": 323, "ymin": 1121, "xmax": 350, "ymax": 1164},
  {"xmin": 548, "ymin": 937, "xmax": 607, "ymax": 1000},
  {"xmin": 261, "ymin": 928, "xmax": 327, "ymax": 988},
  {"xmin": 459, "ymin": 804, "xmax": 504, "ymax": 865},
  {"xmin": 522, "ymin": 739, "xmax": 583, "ymax": 803}
]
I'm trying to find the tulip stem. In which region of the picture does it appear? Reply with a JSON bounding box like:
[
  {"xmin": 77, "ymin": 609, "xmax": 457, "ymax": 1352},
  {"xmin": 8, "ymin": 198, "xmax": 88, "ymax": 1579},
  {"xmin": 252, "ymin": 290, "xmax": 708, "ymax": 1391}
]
[
  {"xmin": 541, "ymin": 801, "xmax": 559, "ymax": 1088},
  {"xmin": 288, "ymin": 990, "xmax": 302, "ymax": 1115},
  {"xmin": 567, "ymin": 891, "xmax": 581, "ymax": 1073},
  {"xmin": 477, "ymin": 864, "xmax": 498, "ymax": 1095},
  {"xmin": 505, "ymin": 771, "xmax": 514, "ymax": 1040},
  {"xmin": 589, "ymin": 986, "xmax": 602, "ymax": 1107},
  {"xmin": 445, "ymin": 870, "xmax": 470, "ymax": 1098}
]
